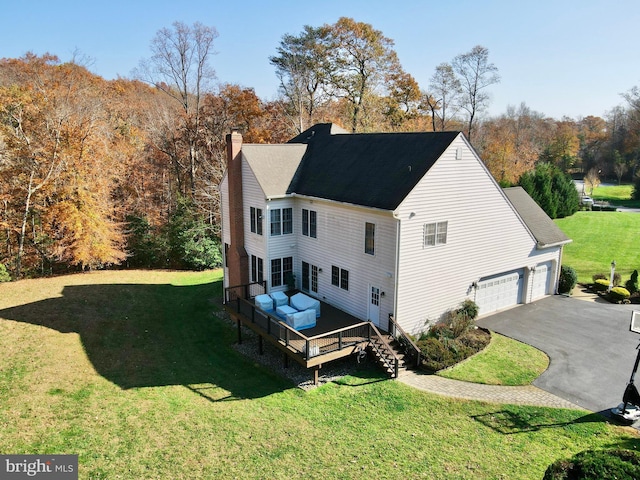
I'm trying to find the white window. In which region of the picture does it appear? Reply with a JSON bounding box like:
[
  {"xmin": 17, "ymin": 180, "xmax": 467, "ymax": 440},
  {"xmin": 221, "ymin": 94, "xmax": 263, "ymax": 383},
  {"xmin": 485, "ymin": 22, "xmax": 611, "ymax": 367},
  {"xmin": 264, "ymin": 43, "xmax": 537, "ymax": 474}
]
[
  {"xmin": 423, "ymin": 221, "xmax": 448, "ymax": 247},
  {"xmin": 250, "ymin": 207, "xmax": 263, "ymax": 235},
  {"xmin": 365, "ymin": 222, "xmax": 375, "ymax": 255},
  {"xmin": 302, "ymin": 209, "xmax": 317, "ymax": 238},
  {"xmin": 270, "ymin": 208, "xmax": 293, "ymax": 236}
]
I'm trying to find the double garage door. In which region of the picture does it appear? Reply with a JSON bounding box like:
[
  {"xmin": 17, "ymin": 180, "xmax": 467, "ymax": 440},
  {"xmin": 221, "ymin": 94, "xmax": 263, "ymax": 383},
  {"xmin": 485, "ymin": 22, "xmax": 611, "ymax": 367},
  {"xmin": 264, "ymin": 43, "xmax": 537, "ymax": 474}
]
[
  {"xmin": 475, "ymin": 270, "xmax": 524, "ymax": 315},
  {"xmin": 475, "ymin": 262, "xmax": 553, "ymax": 316}
]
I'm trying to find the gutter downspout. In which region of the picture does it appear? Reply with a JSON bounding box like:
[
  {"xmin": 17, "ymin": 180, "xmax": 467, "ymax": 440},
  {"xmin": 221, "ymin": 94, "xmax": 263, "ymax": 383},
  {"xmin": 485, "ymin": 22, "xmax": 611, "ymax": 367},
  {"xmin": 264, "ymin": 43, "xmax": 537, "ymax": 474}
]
[{"xmin": 392, "ymin": 212, "xmax": 401, "ymax": 327}]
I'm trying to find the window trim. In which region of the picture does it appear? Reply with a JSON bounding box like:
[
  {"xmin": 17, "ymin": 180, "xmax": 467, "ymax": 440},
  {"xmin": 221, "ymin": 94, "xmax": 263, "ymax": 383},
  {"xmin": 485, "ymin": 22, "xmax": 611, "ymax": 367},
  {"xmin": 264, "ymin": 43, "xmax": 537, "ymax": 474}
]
[
  {"xmin": 331, "ymin": 265, "xmax": 349, "ymax": 291},
  {"xmin": 302, "ymin": 208, "xmax": 317, "ymax": 238},
  {"xmin": 270, "ymin": 208, "xmax": 293, "ymax": 236},
  {"xmin": 271, "ymin": 256, "xmax": 292, "ymax": 287},
  {"xmin": 423, "ymin": 221, "xmax": 448, "ymax": 247},
  {"xmin": 251, "ymin": 255, "xmax": 264, "ymax": 283},
  {"xmin": 365, "ymin": 222, "xmax": 375, "ymax": 255},
  {"xmin": 250, "ymin": 207, "xmax": 263, "ymax": 235}
]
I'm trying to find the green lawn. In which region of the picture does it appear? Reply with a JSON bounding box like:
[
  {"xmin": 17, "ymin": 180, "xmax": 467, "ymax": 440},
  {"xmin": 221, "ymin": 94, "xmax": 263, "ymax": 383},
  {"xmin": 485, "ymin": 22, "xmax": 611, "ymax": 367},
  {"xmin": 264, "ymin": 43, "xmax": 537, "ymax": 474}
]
[
  {"xmin": 438, "ymin": 333, "xmax": 549, "ymax": 385},
  {"xmin": 0, "ymin": 270, "xmax": 638, "ymax": 479},
  {"xmin": 555, "ymin": 211, "xmax": 640, "ymax": 284},
  {"xmin": 589, "ymin": 183, "xmax": 640, "ymax": 208}
]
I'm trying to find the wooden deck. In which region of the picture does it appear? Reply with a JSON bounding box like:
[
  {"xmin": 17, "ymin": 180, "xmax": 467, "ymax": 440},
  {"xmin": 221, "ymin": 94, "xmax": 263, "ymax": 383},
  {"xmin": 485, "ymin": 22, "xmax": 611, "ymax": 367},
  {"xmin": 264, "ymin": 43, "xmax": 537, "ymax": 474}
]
[{"xmin": 224, "ymin": 293, "xmax": 374, "ymax": 383}]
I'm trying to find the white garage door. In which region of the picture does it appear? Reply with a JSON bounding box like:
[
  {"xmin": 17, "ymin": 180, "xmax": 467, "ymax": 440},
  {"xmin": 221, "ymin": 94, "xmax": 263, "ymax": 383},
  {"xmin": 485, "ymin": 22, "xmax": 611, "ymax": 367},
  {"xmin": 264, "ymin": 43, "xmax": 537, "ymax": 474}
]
[
  {"xmin": 531, "ymin": 262, "xmax": 552, "ymax": 300},
  {"xmin": 475, "ymin": 270, "xmax": 524, "ymax": 315}
]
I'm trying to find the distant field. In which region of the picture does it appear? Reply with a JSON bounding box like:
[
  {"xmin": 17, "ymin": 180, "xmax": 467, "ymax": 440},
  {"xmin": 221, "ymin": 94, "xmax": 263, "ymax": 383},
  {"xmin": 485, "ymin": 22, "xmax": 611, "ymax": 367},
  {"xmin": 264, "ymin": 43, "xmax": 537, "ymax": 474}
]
[
  {"xmin": 590, "ymin": 183, "xmax": 640, "ymax": 208},
  {"xmin": 555, "ymin": 211, "xmax": 640, "ymax": 283}
]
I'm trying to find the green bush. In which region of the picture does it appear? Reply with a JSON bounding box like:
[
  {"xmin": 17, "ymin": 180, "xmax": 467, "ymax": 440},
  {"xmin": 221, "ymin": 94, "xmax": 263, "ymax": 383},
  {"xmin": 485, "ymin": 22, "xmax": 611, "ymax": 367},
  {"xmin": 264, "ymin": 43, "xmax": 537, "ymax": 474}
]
[
  {"xmin": 418, "ymin": 329, "xmax": 489, "ymax": 372},
  {"xmin": 418, "ymin": 300, "xmax": 490, "ymax": 372},
  {"xmin": 626, "ymin": 270, "xmax": 639, "ymax": 294},
  {"xmin": 0, "ymin": 263, "xmax": 10, "ymax": 282},
  {"xmin": 417, "ymin": 337, "xmax": 453, "ymax": 371},
  {"xmin": 610, "ymin": 286, "xmax": 631, "ymax": 302},
  {"xmin": 543, "ymin": 449, "xmax": 640, "ymax": 479},
  {"xmin": 558, "ymin": 265, "xmax": 577, "ymax": 294},
  {"xmin": 456, "ymin": 299, "xmax": 479, "ymax": 320},
  {"xmin": 593, "ymin": 279, "xmax": 610, "ymax": 292}
]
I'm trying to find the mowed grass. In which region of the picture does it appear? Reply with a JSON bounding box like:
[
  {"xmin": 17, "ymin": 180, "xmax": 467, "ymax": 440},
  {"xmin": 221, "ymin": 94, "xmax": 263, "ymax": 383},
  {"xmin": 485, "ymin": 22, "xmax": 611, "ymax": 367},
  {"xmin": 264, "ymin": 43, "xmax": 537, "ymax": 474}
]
[
  {"xmin": 0, "ymin": 270, "xmax": 638, "ymax": 479},
  {"xmin": 438, "ymin": 333, "xmax": 549, "ymax": 386},
  {"xmin": 590, "ymin": 183, "xmax": 640, "ymax": 207},
  {"xmin": 555, "ymin": 211, "xmax": 640, "ymax": 283}
]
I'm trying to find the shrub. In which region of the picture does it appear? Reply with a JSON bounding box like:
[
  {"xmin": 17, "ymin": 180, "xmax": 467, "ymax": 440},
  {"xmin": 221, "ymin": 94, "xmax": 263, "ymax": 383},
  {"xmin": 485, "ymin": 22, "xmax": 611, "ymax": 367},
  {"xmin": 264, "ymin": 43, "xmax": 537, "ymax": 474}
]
[
  {"xmin": 0, "ymin": 263, "xmax": 10, "ymax": 282},
  {"xmin": 457, "ymin": 328, "xmax": 491, "ymax": 351},
  {"xmin": 418, "ymin": 301, "xmax": 490, "ymax": 372},
  {"xmin": 417, "ymin": 337, "xmax": 454, "ymax": 371},
  {"xmin": 610, "ymin": 286, "xmax": 631, "ymax": 303},
  {"xmin": 626, "ymin": 270, "xmax": 639, "ymax": 294},
  {"xmin": 558, "ymin": 265, "xmax": 577, "ymax": 294},
  {"xmin": 614, "ymin": 272, "xmax": 622, "ymax": 287},
  {"xmin": 593, "ymin": 272, "xmax": 621, "ymax": 287},
  {"xmin": 543, "ymin": 449, "xmax": 640, "ymax": 479},
  {"xmin": 593, "ymin": 279, "xmax": 610, "ymax": 292},
  {"xmin": 456, "ymin": 299, "xmax": 479, "ymax": 320},
  {"xmin": 592, "ymin": 272, "xmax": 607, "ymax": 282}
]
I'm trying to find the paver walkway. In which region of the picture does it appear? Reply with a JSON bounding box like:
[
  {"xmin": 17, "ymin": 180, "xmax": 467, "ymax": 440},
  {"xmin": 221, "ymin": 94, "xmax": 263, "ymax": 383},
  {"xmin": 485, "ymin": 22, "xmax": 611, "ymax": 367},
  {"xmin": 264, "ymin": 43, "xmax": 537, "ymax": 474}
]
[
  {"xmin": 396, "ymin": 370, "xmax": 584, "ymax": 410},
  {"xmin": 395, "ymin": 285, "xmax": 601, "ymax": 411}
]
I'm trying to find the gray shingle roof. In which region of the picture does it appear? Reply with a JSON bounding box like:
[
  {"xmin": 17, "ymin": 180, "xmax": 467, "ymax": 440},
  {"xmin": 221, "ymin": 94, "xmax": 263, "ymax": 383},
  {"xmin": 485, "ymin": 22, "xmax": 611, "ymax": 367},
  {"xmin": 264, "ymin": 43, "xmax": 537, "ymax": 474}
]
[
  {"xmin": 504, "ymin": 187, "xmax": 572, "ymax": 248},
  {"xmin": 243, "ymin": 144, "xmax": 307, "ymax": 198},
  {"xmin": 287, "ymin": 123, "xmax": 460, "ymax": 210}
]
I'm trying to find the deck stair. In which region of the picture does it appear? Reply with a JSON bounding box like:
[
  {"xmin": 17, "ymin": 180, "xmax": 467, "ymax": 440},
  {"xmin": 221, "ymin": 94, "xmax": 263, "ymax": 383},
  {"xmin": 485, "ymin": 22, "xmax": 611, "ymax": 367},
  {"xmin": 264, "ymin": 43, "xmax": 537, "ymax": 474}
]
[{"xmin": 368, "ymin": 333, "xmax": 406, "ymax": 379}]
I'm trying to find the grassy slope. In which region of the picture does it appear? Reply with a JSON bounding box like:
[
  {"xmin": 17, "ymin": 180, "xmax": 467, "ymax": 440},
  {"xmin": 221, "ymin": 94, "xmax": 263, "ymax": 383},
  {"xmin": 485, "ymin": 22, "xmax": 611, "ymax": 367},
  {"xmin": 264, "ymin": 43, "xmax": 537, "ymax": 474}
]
[
  {"xmin": 0, "ymin": 270, "xmax": 637, "ymax": 479},
  {"xmin": 438, "ymin": 333, "xmax": 549, "ymax": 385},
  {"xmin": 555, "ymin": 212, "xmax": 640, "ymax": 284}
]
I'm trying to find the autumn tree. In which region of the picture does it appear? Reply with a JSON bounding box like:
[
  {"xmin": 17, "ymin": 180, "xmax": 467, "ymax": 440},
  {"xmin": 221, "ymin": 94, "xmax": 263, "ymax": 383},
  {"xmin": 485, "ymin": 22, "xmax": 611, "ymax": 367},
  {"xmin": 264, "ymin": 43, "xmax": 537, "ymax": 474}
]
[
  {"xmin": 583, "ymin": 167, "xmax": 601, "ymax": 195},
  {"xmin": 452, "ymin": 45, "xmax": 500, "ymax": 141},
  {"xmin": 135, "ymin": 21, "xmax": 218, "ymax": 198},
  {"xmin": 577, "ymin": 115, "xmax": 607, "ymax": 174},
  {"xmin": 270, "ymin": 25, "xmax": 330, "ymax": 133},
  {"xmin": 427, "ymin": 63, "xmax": 462, "ymax": 131},
  {"xmin": 539, "ymin": 119, "xmax": 580, "ymax": 172},
  {"xmin": 0, "ymin": 54, "xmax": 128, "ymax": 274},
  {"xmin": 476, "ymin": 103, "xmax": 549, "ymax": 184},
  {"xmin": 322, "ymin": 17, "xmax": 409, "ymax": 132},
  {"xmin": 384, "ymin": 70, "xmax": 421, "ymax": 130}
]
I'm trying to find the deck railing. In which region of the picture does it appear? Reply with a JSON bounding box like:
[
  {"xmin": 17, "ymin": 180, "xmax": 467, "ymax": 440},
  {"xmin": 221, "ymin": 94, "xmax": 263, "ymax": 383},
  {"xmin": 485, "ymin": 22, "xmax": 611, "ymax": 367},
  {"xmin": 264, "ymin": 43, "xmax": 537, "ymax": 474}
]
[
  {"xmin": 228, "ymin": 296, "xmax": 374, "ymax": 361},
  {"xmin": 224, "ymin": 281, "xmax": 266, "ymax": 303},
  {"xmin": 388, "ymin": 314, "xmax": 422, "ymax": 368},
  {"xmin": 368, "ymin": 322, "xmax": 400, "ymax": 378}
]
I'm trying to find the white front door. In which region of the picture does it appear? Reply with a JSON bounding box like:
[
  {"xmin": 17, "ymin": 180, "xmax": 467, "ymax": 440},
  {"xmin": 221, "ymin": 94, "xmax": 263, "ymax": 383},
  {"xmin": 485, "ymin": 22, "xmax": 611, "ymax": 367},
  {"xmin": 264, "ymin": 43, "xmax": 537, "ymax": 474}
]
[{"xmin": 368, "ymin": 285, "xmax": 381, "ymax": 327}]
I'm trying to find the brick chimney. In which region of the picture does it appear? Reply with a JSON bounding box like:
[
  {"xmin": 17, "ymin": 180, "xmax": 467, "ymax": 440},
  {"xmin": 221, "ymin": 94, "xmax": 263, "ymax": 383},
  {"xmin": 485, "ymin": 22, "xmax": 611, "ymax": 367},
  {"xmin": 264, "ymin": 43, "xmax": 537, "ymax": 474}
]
[{"xmin": 226, "ymin": 129, "xmax": 249, "ymax": 290}]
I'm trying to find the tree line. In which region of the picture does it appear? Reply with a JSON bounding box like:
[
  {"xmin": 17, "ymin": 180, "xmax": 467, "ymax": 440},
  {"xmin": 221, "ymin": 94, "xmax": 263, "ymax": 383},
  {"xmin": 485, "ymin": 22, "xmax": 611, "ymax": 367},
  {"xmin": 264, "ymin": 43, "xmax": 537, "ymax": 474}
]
[{"xmin": 1, "ymin": 19, "xmax": 639, "ymax": 278}]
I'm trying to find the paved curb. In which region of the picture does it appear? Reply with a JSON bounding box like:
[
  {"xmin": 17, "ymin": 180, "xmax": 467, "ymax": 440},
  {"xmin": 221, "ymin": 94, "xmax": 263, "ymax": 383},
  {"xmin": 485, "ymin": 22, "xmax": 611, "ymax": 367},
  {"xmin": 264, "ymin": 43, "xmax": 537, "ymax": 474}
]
[{"xmin": 397, "ymin": 370, "xmax": 585, "ymax": 410}]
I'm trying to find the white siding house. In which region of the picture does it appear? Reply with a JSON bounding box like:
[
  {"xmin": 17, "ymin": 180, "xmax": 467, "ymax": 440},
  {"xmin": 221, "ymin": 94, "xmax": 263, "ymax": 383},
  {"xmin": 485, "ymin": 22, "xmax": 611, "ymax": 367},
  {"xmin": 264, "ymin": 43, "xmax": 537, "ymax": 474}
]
[{"xmin": 221, "ymin": 124, "xmax": 570, "ymax": 335}]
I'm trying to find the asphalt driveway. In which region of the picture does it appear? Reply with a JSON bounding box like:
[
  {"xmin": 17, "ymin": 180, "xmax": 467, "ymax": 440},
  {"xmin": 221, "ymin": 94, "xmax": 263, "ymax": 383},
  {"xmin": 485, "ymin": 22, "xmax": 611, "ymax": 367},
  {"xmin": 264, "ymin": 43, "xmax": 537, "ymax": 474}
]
[{"xmin": 476, "ymin": 294, "xmax": 640, "ymax": 415}]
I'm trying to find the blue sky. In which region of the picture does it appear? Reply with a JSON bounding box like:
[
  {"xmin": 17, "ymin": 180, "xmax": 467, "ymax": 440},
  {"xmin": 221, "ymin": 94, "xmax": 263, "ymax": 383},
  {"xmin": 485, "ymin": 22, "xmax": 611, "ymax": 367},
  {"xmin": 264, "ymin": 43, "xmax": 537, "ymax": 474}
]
[{"xmin": 2, "ymin": 0, "xmax": 639, "ymax": 120}]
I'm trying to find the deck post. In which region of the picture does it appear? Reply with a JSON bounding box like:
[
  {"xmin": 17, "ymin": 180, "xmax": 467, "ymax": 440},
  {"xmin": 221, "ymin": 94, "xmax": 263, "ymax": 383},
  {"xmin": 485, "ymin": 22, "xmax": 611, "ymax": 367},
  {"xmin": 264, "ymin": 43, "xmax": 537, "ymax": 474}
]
[
  {"xmin": 313, "ymin": 366, "xmax": 320, "ymax": 385},
  {"xmin": 258, "ymin": 335, "xmax": 263, "ymax": 355},
  {"xmin": 237, "ymin": 318, "xmax": 242, "ymax": 344}
]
